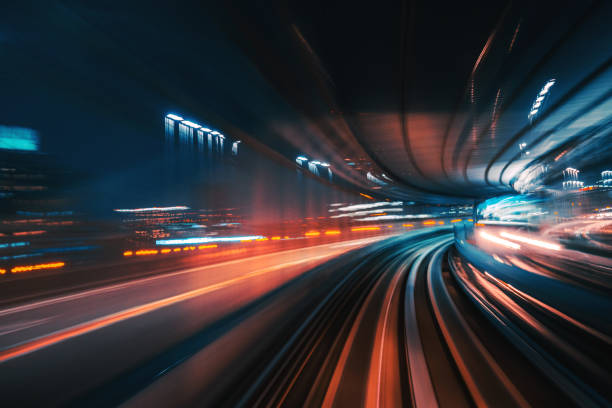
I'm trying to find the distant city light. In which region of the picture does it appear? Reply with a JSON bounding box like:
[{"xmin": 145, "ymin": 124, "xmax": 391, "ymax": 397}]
[
  {"xmin": 201, "ymin": 127, "xmax": 212, "ymax": 132},
  {"xmin": 181, "ymin": 120, "xmax": 201, "ymax": 129},
  {"xmin": 166, "ymin": 114, "xmax": 184, "ymax": 121},
  {"xmin": 0, "ymin": 126, "xmax": 39, "ymax": 151},
  {"xmin": 528, "ymin": 79, "xmax": 555, "ymax": 120},
  {"xmin": 114, "ymin": 206, "xmax": 190, "ymax": 213}
]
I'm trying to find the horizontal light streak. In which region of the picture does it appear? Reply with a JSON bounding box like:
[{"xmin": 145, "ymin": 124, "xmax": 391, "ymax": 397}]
[
  {"xmin": 478, "ymin": 231, "xmax": 520, "ymax": 249},
  {"xmin": 324, "ymin": 230, "xmax": 341, "ymax": 235},
  {"xmin": 11, "ymin": 262, "xmax": 65, "ymax": 273},
  {"xmin": 114, "ymin": 206, "xmax": 189, "ymax": 213},
  {"xmin": 499, "ymin": 231, "xmax": 561, "ymax": 251},
  {"xmin": 351, "ymin": 226, "xmax": 381, "ymax": 232},
  {"xmin": 330, "ymin": 208, "xmax": 402, "ymax": 218},
  {"xmin": 156, "ymin": 235, "xmax": 264, "ymax": 245},
  {"xmin": 305, "ymin": 231, "xmax": 321, "ymax": 237}
]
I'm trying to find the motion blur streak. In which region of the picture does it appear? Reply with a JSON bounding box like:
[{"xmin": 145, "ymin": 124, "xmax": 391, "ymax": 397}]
[
  {"xmin": 1, "ymin": 1, "xmax": 612, "ymax": 406},
  {"xmin": 499, "ymin": 231, "xmax": 562, "ymax": 251},
  {"xmin": 10, "ymin": 262, "xmax": 65, "ymax": 273},
  {"xmin": 478, "ymin": 230, "xmax": 521, "ymax": 249}
]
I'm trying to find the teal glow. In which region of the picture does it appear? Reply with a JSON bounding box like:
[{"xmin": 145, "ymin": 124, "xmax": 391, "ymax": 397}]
[{"xmin": 0, "ymin": 126, "xmax": 39, "ymax": 151}]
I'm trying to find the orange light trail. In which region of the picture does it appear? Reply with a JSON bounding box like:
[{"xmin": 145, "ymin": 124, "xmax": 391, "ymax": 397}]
[
  {"xmin": 13, "ymin": 230, "xmax": 46, "ymax": 236},
  {"xmin": 438, "ymin": 221, "xmax": 445, "ymax": 225},
  {"xmin": 0, "ymin": 268, "xmax": 6, "ymax": 274},
  {"xmin": 11, "ymin": 262, "xmax": 65, "ymax": 274},
  {"xmin": 360, "ymin": 193, "xmax": 374, "ymax": 200},
  {"xmin": 324, "ymin": 230, "xmax": 341, "ymax": 235},
  {"xmin": 135, "ymin": 249, "xmax": 158, "ymax": 256},
  {"xmin": 123, "ymin": 251, "xmax": 133, "ymax": 257},
  {"xmin": 423, "ymin": 220, "xmax": 436, "ymax": 225},
  {"xmin": 450, "ymin": 219, "xmax": 462, "ymax": 223},
  {"xmin": 198, "ymin": 244, "xmax": 217, "ymax": 250},
  {"xmin": 305, "ymin": 231, "xmax": 321, "ymax": 237},
  {"xmin": 403, "ymin": 224, "xmax": 413, "ymax": 227},
  {"xmin": 370, "ymin": 213, "xmax": 387, "ymax": 216},
  {"xmin": 351, "ymin": 226, "xmax": 381, "ymax": 232},
  {"xmin": 173, "ymin": 248, "xmax": 182, "ymax": 252},
  {"xmin": 161, "ymin": 248, "xmax": 172, "ymax": 254},
  {"xmin": 271, "ymin": 236, "xmax": 281, "ymax": 240}
]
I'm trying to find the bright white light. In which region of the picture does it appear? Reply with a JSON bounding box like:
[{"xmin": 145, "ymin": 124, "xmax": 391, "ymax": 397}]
[
  {"xmin": 533, "ymin": 102, "xmax": 541, "ymax": 108},
  {"xmin": 166, "ymin": 114, "xmax": 183, "ymax": 121},
  {"xmin": 217, "ymin": 134, "xmax": 225, "ymax": 139},
  {"xmin": 478, "ymin": 231, "xmax": 521, "ymax": 249},
  {"xmin": 333, "ymin": 201, "xmax": 403, "ymax": 212},
  {"xmin": 311, "ymin": 161, "xmax": 321, "ymax": 165},
  {"xmin": 535, "ymin": 96, "xmax": 544, "ymax": 102},
  {"xmin": 296, "ymin": 156, "xmax": 308, "ymax": 161},
  {"xmin": 114, "ymin": 206, "xmax": 190, "ymax": 213},
  {"xmin": 182, "ymin": 120, "xmax": 201, "ymax": 129},
  {"xmin": 201, "ymin": 127, "xmax": 212, "ymax": 132},
  {"xmin": 319, "ymin": 162, "xmax": 330, "ymax": 167},
  {"xmin": 156, "ymin": 235, "xmax": 265, "ymax": 245},
  {"xmin": 500, "ymin": 231, "xmax": 561, "ymax": 251},
  {"xmin": 529, "ymin": 109, "xmax": 538, "ymax": 116},
  {"xmin": 211, "ymin": 131, "xmax": 220, "ymax": 135}
]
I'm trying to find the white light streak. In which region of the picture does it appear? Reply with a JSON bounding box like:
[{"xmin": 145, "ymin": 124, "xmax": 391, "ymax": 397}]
[
  {"xmin": 156, "ymin": 235, "xmax": 265, "ymax": 245},
  {"xmin": 499, "ymin": 231, "xmax": 561, "ymax": 251},
  {"xmin": 478, "ymin": 231, "xmax": 520, "ymax": 249},
  {"xmin": 114, "ymin": 206, "xmax": 190, "ymax": 213}
]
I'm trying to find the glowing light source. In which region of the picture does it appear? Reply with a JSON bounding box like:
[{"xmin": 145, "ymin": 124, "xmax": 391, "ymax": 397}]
[
  {"xmin": 423, "ymin": 220, "xmax": 436, "ymax": 225},
  {"xmin": 166, "ymin": 114, "xmax": 184, "ymax": 121},
  {"xmin": 123, "ymin": 251, "xmax": 133, "ymax": 257},
  {"xmin": 0, "ymin": 126, "xmax": 39, "ymax": 151},
  {"xmin": 114, "ymin": 206, "xmax": 189, "ymax": 213},
  {"xmin": 161, "ymin": 249, "xmax": 172, "ymax": 254},
  {"xmin": 403, "ymin": 224, "xmax": 413, "ymax": 227},
  {"xmin": 305, "ymin": 231, "xmax": 321, "ymax": 237},
  {"xmin": 271, "ymin": 236, "xmax": 281, "ymax": 240},
  {"xmin": 499, "ymin": 231, "xmax": 561, "ymax": 251},
  {"xmin": 351, "ymin": 226, "xmax": 381, "ymax": 232},
  {"xmin": 450, "ymin": 219, "xmax": 462, "ymax": 223},
  {"xmin": 324, "ymin": 230, "xmax": 341, "ymax": 235},
  {"xmin": 360, "ymin": 193, "xmax": 374, "ymax": 200},
  {"xmin": 198, "ymin": 244, "xmax": 218, "ymax": 250},
  {"xmin": 135, "ymin": 249, "xmax": 158, "ymax": 256},
  {"xmin": 182, "ymin": 120, "xmax": 201, "ymax": 129},
  {"xmin": 11, "ymin": 262, "xmax": 65, "ymax": 273},
  {"xmin": 156, "ymin": 235, "xmax": 265, "ymax": 245},
  {"xmin": 478, "ymin": 231, "xmax": 520, "ymax": 249}
]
